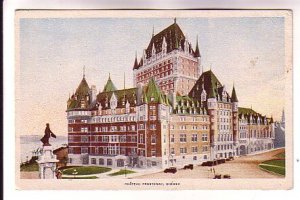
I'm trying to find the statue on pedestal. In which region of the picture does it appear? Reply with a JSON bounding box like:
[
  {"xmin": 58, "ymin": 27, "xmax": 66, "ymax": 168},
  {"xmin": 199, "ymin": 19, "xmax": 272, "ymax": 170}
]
[
  {"xmin": 37, "ymin": 123, "xmax": 59, "ymax": 179},
  {"xmin": 40, "ymin": 123, "xmax": 56, "ymax": 146}
]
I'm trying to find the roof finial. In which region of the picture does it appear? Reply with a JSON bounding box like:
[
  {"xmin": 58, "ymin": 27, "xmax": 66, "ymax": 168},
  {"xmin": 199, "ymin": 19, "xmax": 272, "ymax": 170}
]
[
  {"xmin": 83, "ymin": 65, "xmax": 85, "ymax": 78},
  {"xmin": 174, "ymin": 17, "xmax": 177, "ymax": 24}
]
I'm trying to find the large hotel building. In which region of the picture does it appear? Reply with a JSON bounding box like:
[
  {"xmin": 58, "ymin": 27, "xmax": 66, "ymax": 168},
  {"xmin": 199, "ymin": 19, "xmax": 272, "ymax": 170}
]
[{"xmin": 66, "ymin": 20, "xmax": 275, "ymax": 168}]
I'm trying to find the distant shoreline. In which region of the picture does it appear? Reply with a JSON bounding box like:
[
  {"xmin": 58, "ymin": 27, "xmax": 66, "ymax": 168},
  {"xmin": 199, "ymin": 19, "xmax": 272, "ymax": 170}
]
[{"xmin": 20, "ymin": 135, "xmax": 67, "ymax": 163}]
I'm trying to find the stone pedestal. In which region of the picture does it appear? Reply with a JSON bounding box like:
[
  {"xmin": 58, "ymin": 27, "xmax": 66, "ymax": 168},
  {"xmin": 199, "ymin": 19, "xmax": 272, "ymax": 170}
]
[{"xmin": 37, "ymin": 145, "xmax": 59, "ymax": 179}]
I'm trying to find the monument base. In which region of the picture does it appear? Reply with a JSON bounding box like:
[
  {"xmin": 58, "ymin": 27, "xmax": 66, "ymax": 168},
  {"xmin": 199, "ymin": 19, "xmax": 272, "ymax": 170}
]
[{"xmin": 37, "ymin": 145, "xmax": 59, "ymax": 179}]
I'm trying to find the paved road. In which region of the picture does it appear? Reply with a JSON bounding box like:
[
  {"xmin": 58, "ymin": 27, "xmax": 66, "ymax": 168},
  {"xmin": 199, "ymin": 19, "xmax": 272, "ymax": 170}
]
[
  {"xmin": 134, "ymin": 148, "xmax": 285, "ymax": 179},
  {"xmin": 20, "ymin": 148, "xmax": 285, "ymax": 179}
]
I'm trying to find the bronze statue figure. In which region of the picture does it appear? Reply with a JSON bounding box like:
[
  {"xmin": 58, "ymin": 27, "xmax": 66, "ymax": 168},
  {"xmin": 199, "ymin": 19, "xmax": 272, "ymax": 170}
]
[{"xmin": 40, "ymin": 123, "xmax": 56, "ymax": 146}]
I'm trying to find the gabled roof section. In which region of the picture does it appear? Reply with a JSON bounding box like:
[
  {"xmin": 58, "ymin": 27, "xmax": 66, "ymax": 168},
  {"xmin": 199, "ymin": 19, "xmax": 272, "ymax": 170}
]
[
  {"xmin": 143, "ymin": 78, "xmax": 170, "ymax": 105},
  {"xmin": 238, "ymin": 107, "xmax": 257, "ymax": 115},
  {"xmin": 103, "ymin": 74, "xmax": 117, "ymax": 92},
  {"xmin": 173, "ymin": 95, "xmax": 207, "ymax": 115},
  {"xmin": 189, "ymin": 70, "xmax": 222, "ymax": 100},
  {"xmin": 145, "ymin": 21, "xmax": 186, "ymax": 58},
  {"xmin": 97, "ymin": 88, "xmax": 138, "ymax": 109}
]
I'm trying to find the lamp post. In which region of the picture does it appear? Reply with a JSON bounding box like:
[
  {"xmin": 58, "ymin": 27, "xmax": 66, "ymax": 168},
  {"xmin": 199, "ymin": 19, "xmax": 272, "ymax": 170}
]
[{"xmin": 124, "ymin": 163, "xmax": 128, "ymax": 178}]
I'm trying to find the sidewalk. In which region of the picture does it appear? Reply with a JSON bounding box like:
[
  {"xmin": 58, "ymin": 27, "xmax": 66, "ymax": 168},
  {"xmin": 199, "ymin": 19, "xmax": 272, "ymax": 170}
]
[{"xmin": 62, "ymin": 167, "xmax": 163, "ymax": 179}]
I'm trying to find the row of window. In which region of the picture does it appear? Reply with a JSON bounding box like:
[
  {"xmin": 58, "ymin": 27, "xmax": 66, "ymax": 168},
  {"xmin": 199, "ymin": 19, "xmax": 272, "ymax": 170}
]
[
  {"xmin": 218, "ymin": 104, "xmax": 232, "ymax": 109},
  {"xmin": 217, "ymin": 134, "xmax": 233, "ymax": 142},
  {"xmin": 217, "ymin": 144, "xmax": 233, "ymax": 151},
  {"xmin": 217, "ymin": 110, "xmax": 231, "ymax": 116},
  {"xmin": 94, "ymin": 125, "xmax": 136, "ymax": 132},
  {"xmin": 217, "ymin": 124, "xmax": 231, "ymax": 131},
  {"xmin": 92, "ymin": 116, "xmax": 136, "ymax": 123},
  {"xmin": 67, "ymin": 111, "xmax": 91, "ymax": 117},
  {"xmin": 69, "ymin": 135, "xmax": 141, "ymax": 143},
  {"xmin": 68, "ymin": 119, "xmax": 87, "ymax": 124},
  {"xmin": 172, "ymin": 125, "xmax": 209, "ymax": 130},
  {"xmin": 175, "ymin": 116, "xmax": 209, "ymax": 122},
  {"xmin": 170, "ymin": 146, "xmax": 209, "ymax": 155},
  {"xmin": 138, "ymin": 70, "xmax": 172, "ymax": 82},
  {"xmin": 70, "ymin": 147, "xmax": 138, "ymax": 156},
  {"xmin": 170, "ymin": 133, "xmax": 208, "ymax": 143},
  {"xmin": 218, "ymin": 118, "xmax": 231, "ymax": 123},
  {"xmin": 137, "ymin": 60, "xmax": 171, "ymax": 76}
]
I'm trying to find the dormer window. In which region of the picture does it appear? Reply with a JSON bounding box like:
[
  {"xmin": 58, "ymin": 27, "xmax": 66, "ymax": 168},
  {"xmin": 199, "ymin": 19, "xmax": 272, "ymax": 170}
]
[
  {"xmin": 110, "ymin": 93, "xmax": 117, "ymax": 110},
  {"xmin": 222, "ymin": 92, "xmax": 227, "ymax": 102},
  {"xmin": 201, "ymin": 89, "xmax": 207, "ymax": 102},
  {"xmin": 80, "ymin": 98, "xmax": 86, "ymax": 108},
  {"xmin": 125, "ymin": 100, "xmax": 130, "ymax": 113}
]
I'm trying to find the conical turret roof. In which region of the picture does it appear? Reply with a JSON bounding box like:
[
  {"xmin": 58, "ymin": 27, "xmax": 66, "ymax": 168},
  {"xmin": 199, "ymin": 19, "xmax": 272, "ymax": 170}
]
[
  {"xmin": 133, "ymin": 52, "xmax": 139, "ymax": 70},
  {"xmin": 194, "ymin": 36, "xmax": 200, "ymax": 57},
  {"xmin": 231, "ymin": 85, "xmax": 238, "ymax": 102},
  {"xmin": 75, "ymin": 77, "xmax": 90, "ymax": 97},
  {"xmin": 103, "ymin": 74, "xmax": 117, "ymax": 92}
]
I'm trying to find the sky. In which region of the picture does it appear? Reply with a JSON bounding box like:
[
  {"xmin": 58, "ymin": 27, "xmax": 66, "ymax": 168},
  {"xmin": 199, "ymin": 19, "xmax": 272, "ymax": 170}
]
[{"xmin": 16, "ymin": 17, "xmax": 285, "ymax": 136}]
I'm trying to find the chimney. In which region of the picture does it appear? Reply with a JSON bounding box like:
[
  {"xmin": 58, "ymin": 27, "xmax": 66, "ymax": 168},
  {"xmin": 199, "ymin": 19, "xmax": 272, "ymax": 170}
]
[{"xmin": 90, "ymin": 85, "xmax": 97, "ymax": 102}]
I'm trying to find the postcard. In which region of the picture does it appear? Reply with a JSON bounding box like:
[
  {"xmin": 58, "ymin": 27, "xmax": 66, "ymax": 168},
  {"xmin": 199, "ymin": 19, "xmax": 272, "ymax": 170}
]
[{"xmin": 15, "ymin": 10, "xmax": 292, "ymax": 190}]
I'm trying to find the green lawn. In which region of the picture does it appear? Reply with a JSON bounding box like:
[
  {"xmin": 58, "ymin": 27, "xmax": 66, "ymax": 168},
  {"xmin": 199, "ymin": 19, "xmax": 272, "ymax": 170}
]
[
  {"xmin": 20, "ymin": 156, "xmax": 39, "ymax": 172},
  {"xmin": 108, "ymin": 169, "xmax": 136, "ymax": 176},
  {"xmin": 260, "ymin": 165, "xmax": 285, "ymax": 176},
  {"xmin": 275, "ymin": 152, "xmax": 285, "ymax": 159},
  {"xmin": 62, "ymin": 176, "xmax": 98, "ymax": 179},
  {"xmin": 262, "ymin": 159, "xmax": 285, "ymax": 167},
  {"xmin": 20, "ymin": 162, "xmax": 39, "ymax": 172},
  {"xmin": 259, "ymin": 159, "xmax": 285, "ymax": 176},
  {"xmin": 62, "ymin": 166, "xmax": 111, "ymax": 175}
]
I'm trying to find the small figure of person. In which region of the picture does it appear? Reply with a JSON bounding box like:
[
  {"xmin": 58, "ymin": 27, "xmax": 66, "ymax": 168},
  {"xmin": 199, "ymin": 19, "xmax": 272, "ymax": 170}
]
[{"xmin": 40, "ymin": 123, "xmax": 56, "ymax": 146}]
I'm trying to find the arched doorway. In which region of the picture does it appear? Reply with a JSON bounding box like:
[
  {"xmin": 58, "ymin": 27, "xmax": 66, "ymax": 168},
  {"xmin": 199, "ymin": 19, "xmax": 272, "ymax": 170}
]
[{"xmin": 240, "ymin": 145, "xmax": 247, "ymax": 155}]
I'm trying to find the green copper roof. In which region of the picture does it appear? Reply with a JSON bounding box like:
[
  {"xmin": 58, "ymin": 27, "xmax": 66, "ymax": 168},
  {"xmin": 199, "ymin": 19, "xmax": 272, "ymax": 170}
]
[
  {"xmin": 145, "ymin": 22, "xmax": 185, "ymax": 58},
  {"xmin": 207, "ymin": 78, "xmax": 216, "ymax": 98},
  {"xmin": 231, "ymin": 85, "xmax": 238, "ymax": 102},
  {"xmin": 75, "ymin": 77, "xmax": 90, "ymax": 97},
  {"xmin": 189, "ymin": 70, "xmax": 223, "ymax": 101},
  {"xmin": 97, "ymin": 87, "xmax": 137, "ymax": 109},
  {"xmin": 238, "ymin": 107, "xmax": 257, "ymax": 115},
  {"xmin": 103, "ymin": 74, "xmax": 117, "ymax": 92},
  {"xmin": 143, "ymin": 78, "xmax": 169, "ymax": 105},
  {"xmin": 67, "ymin": 77, "xmax": 90, "ymax": 110}
]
